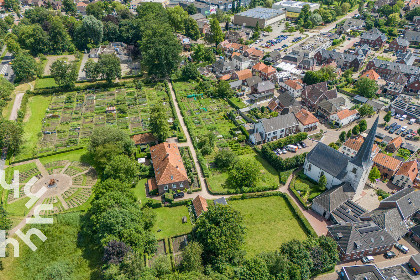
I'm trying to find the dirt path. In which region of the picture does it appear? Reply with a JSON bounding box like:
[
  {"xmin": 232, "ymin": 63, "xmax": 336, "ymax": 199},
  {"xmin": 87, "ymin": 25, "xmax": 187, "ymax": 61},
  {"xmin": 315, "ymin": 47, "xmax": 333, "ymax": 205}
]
[
  {"xmin": 167, "ymin": 81, "xmax": 219, "ymax": 200},
  {"xmin": 9, "ymin": 82, "xmax": 33, "ymax": 121}
]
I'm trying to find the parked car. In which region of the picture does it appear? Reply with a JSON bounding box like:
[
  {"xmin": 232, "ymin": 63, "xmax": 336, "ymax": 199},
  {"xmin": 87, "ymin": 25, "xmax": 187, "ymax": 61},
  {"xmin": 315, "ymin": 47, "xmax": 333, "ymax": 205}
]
[
  {"xmin": 362, "ymin": 256, "xmax": 374, "ymax": 263},
  {"xmin": 385, "ymin": 126, "xmax": 390, "ymax": 130},
  {"xmin": 395, "ymin": 129, "xmax": 402, "ymax": 135},
  {"xmin": 407, "ymin": 263, "xmax": 419, "ymax": 275},
  {"xmin": 395, "ymin": 243, "xmax": 409, "ymax": 254},
  {"xmin": 384, "ymin": 251, "xmax": 396, "ymax": 259},
  {"xmin": 300, "ymin": 142, "xmax": 307, "ymax": 148},
  {"xmin": 173, "ymin": 192, "xmax": 185, "ymax": 199}
]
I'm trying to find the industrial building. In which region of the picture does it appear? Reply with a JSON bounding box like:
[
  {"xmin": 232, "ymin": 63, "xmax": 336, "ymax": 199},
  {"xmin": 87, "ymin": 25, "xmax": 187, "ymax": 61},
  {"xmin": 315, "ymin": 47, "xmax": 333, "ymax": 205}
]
[
  {"xmin": 233, "ymin": 7, "xmax": 286, "ymax": 28},
  {"xmin": 272, "ymin": 1, "xmax": 320, "ymax": 13}
]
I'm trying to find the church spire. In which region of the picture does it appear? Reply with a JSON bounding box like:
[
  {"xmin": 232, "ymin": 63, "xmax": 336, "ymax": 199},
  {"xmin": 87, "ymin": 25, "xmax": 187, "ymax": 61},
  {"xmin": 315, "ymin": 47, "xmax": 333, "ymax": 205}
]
[{"xmin": 351, "ymin": 116, "xmax": 379, "ymax": 167}]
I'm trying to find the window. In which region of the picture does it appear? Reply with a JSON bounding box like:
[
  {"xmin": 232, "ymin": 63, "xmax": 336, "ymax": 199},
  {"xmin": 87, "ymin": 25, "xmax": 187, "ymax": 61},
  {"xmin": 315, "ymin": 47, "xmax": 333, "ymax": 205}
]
[
  {"xmin": 352, "ymin": 168, "xmax": 357, "ymax": 174},
  {"xmin": 164, "ymin": 185, "xmax": 168, "ymax": 191},
  {"xmin": 180, "ymin": 183, "xmax": 184, "ymax": 188},
  {"xmin": 172, "ymin": 184, "xmax": 177, "ymax": 189},
  {"xmin": 308, "ymin": 164, "xmax": 312, "ymax": 171}
]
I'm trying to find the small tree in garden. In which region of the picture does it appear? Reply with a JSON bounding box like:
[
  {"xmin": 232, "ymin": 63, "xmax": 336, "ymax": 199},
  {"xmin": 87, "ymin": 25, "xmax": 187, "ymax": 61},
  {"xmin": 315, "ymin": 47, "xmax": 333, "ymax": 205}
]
[
  {"xmin": 347, "ymin": 130, "xmax": 352, "ymax": 139},
  {"xmin": 318, "ymin": 173, "xmax": 327, "ymax": 190},
  {"xmin": 358, "ymin": 119, "xmax": 367, "ymax": 132},
  {"xmin": 339, "ymin": 131, "xmax": 347, "ymax": 142},
  {"xmin": 352, "ymin": 125, "xmax": 360, "ymax": 135},
  {"xmin": 369, "ymin": 166, "xmax": 381, "ymax": 183},
  {"xmin": 384, "ymin": 111, "xmax": 391, "ymax": 123}
]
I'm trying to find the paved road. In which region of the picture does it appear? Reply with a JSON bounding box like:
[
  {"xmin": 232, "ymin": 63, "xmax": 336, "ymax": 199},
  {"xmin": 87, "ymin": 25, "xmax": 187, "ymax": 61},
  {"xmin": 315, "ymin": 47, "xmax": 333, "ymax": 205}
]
[
  {"xmin": 78, "ymin": 53, "xmax": 88, "ymax": 81},
  {"xmin": 0, "ymin": 51, "xmax": 14, "ymax": 82}
]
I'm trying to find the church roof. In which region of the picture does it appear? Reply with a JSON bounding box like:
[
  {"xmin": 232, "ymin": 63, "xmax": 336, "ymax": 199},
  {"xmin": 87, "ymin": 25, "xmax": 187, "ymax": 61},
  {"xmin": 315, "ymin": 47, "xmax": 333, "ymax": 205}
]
[
  {"xmin": 313, "ymin": 182, "xmax": 355, "ymax": 213},
  {"xmin": 306, "ymin": 142, "xmax": 350, "ymax": 178},
  {"xmin": 350, "ymin": 116, "xmax": 379, "ymax": 168}
]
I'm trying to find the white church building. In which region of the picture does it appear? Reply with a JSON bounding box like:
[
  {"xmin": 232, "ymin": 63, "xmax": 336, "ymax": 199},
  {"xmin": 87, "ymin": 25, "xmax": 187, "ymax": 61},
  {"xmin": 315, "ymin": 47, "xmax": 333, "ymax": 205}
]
[{"xmin": 304, "ymin": 117, "xmax": 379, "ymax": 221}]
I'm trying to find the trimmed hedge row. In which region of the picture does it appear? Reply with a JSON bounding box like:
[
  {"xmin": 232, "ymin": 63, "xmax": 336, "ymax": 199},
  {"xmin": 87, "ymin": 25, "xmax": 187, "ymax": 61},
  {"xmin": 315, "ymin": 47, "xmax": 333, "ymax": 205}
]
[
  {"xmin": 207, "ymin": 182, "xmax": 278, "ymax": 195},
  {"xmin": 11, "ymin": 146, "xmax": 85, "ymax": 164},
  {"xmin": 258, "ymin": 133, "xmax": 308, "ymax": 171},
  {"xmin": 228, "ymin": 191, "xmax": 317, "ymax": 237}
]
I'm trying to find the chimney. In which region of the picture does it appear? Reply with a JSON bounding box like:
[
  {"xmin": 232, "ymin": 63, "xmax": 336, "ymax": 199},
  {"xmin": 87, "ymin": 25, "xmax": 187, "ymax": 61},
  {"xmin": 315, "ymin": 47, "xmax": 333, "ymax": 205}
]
[{"xmin": 163, "ymin": 153, "xmax": 169, "ymax": 161}]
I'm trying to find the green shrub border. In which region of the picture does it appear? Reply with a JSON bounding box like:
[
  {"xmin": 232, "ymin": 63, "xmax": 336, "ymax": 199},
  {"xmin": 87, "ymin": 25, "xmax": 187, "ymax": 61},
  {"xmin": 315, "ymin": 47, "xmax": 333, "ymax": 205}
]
[
  {"xmin": 228, "ymin": 192, "xmax": 317, "ymax": 237},
  {"xmin": 11, "ymin": 146, "xmax": 85, "ymax": 164}
]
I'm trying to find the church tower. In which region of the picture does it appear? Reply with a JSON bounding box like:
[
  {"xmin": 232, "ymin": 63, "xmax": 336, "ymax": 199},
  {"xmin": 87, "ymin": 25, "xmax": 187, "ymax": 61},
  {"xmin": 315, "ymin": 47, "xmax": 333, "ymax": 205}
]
[{"xmin": 344, "ymin": 117, "xmax": 379, "ymax": 197}]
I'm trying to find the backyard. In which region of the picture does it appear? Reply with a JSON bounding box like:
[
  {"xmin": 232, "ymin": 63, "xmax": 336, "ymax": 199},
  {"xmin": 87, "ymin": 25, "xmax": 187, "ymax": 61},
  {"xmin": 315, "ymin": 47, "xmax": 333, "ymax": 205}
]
[
  {"xmin": 229, "ymin": 196, "xmax": 308, "ymax": 256},
  {"xmin": 207, "ymin": 151, "xmax": 280, "ymax": 194},
  {"xmin": 290, "ymin": 172, "xmax": 325, "ymax": 206},
  {"xmin": 152, "ymin": 205, "xmax": 193, "ymax": 240}
]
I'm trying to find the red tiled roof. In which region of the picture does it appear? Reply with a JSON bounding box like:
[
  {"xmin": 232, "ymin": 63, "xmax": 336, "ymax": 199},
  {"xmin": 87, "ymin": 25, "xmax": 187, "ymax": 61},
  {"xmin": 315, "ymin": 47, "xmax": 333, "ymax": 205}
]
[
  {"xmin": 220, "ymin": 74, "xmax": 231, "ymax": 81},
  {"xmin": 234, "ymin": 69, "xmax": 252, "ymax": 80},
  {"xmin": 252, "ymin": 62, "xmax": 267, "ymax": 72},
  {"xmin": 150, "ymin": 142, "xmax": 188, "ymax": 186},
  {"xmin": 343, "ymin": 135, "xmax": 380, "ymax": 154},
  {"xmin": 336, "ymin": 109, "xmax": 358, "ymax": 120},
  {"xmin": 231, "ymin": 52, "xmax": 241, "ymax": 58},
  {"xmin": 261, "ymin": 65, "xmax": 276, "ymax": 75},
  {"xmin": 246, "ymin": 47, "xmax": 264, "ymax": 58},
  {"xmin": 361, "ymin": 69, "xmax": 380, "ymax": 81},
  {"xmin": 284, "ymin": 79, "xmax": 303, "ymax": 90},
  {"xmin": 396, "ymin": 160, "xmax": 418, "ymax": 182},
  {"xmin": 77, "ymin": 2, "xmax": 87, "ymax": 6},
  {"xmin": 193, "ymin": 195, "xmax": 208, "ymax": 217},
  {"xmin": 131, "ymin": 133, "xmax": 157, "ymax": 145},
  {"xmin": 373, "ymin": 153, "xmax": 402, "ymax": 171},
  {"xmin": 388, "ymin": 136, "xmax": 403, "ymax": 149},
  {"xmin": 294, "ymin": 108, "xmax": 318, "ymax": 126}
]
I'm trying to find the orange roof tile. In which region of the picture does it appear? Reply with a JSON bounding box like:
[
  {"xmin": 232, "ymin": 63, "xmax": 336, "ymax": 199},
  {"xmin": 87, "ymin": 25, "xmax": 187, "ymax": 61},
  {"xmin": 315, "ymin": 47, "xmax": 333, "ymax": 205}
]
[
  {"xmin": 193, "ymin": 195, "xmax": 208, "ymax": 217},
  {"xmin": 231, "ymin": 52, "xmax": 241, "ymax": 58},
  {"xmin": 343, "ymin": 135, "xmax": 380, "ymax": 154},
  {"xmin": 252, "ymin": 62, "xmax": 267, "ymax": 72},
  {"xmin": 294, "ymin": 108, "xmax": 318, "ymax": 126},
  {"xmin": 336, "ymin": 109, "xmax": 358, "ymax": 120},
  {"xmin": 388, "ymin": 136, "xmax": 403, "ymax": 149},
  {"xmin": 131, "ymin": 133, "xmax": 157, "ymax": 145},
  {"xmin": 361, "ymin": 69, "xmax": 380, "ymax": 81},
  {"xmin": 284, "ymin": 79, "xmax": 303, "ymax": 90},
  {"xmin": 220, "ymin": 74, "xmax": 231, "ymax": 81},
  {"xmin": 234, "ymin": 69, "xmax": 252, "ymax": 80},
  {"xmin": 150, "ymin": 142, "xmax": 188, "ymax": 186},
  {"xmin": 247, "ymin": 48, "xmax": 264, "ymax": 58},
  {"xmin": 261, "ymin": 65, "xmax": 276, "ymax": 74},
  {"xmin": 396, "ymin": 160, "xmax": 418, "ymax": 182},
  {"xmin": 373, "ymin": 153, "xmax": 402, "ymax": 171}
]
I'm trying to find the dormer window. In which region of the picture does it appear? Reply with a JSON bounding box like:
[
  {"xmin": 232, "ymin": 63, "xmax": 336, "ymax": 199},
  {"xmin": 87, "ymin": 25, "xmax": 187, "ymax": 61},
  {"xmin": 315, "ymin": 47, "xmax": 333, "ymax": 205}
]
[
  {"xmin": 171, "ymin": 175, "xmax": 174, "ymax": 180},
  {"xmin": 352, "ymin": 168, "xmax": 357, "ymax": 174}
]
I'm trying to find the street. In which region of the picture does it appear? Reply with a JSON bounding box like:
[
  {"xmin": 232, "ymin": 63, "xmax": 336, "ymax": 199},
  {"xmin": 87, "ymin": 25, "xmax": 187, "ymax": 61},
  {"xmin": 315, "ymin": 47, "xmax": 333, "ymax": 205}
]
[{"xmin": 0, "ymin": 51, "xmax": 14, "ymax": 82}]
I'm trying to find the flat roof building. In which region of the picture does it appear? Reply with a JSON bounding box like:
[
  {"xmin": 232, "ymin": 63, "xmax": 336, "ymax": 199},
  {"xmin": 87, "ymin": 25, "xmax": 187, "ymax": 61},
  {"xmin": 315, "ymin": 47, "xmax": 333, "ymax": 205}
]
[
  {"xmin": 233, "ymin": 7, "xmax": 286, "ymax": 28},
  {"xmin": 272, "ymin": 0, "xmax": 320, "ymax": 12}
]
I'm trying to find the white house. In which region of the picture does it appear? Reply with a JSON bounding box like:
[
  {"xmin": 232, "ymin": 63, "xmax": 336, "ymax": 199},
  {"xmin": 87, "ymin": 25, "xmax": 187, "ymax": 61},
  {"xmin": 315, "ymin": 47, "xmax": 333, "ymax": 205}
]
[
  {"xmin": 250, "ymin": 113, "xmax": 299, "ymax": 144},
  {"xmin": 330, "ymin": 109, "xmax": 359, "ymax": 126},
  {"xmin": 392, "ymin": 161, "xmax": 418, "ymax": 188},
  {"xmin": 232, "ymin": 55, "xmax": 252, "ymax": 71},
  {"xmin": 280, "ymin": 79, "xmax": 304, "ymax": 98}
]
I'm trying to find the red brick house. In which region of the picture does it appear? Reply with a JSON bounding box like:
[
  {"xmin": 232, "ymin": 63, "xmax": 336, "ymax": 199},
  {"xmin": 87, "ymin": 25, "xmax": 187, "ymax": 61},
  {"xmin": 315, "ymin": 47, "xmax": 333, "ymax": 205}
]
[
  {"xmin": 389, "ymin": 37, "xmax": 410, "ymax": 53},
  {"xmin": 301, "ymin": 81, "xmax": 337, "ymax": 110},
  {"xmin": 231, "ymin": 69, "xmax": 252, "ymax": 81},
  {"xmin": 360, "ymin": 28, "xmax": 387, "ymax": 48},
  {"xmin": 386, "ymin": 136, "xmax": 403, "ymax": 153},
  {"xmin": 150, "ymin": 142, "xmax": 189, "ymax": 195},
  {"xmin": 373, "ymin": 153, "xmax": 402, "ymax": 179},
  {"xmin": 392, "ymin": 160, "xmax": 418, "ymax": 188}
]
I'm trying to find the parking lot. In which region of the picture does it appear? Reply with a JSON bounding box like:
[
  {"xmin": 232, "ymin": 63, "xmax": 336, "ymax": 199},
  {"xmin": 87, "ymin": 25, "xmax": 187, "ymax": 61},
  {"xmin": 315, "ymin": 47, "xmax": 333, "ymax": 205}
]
[
  {"xmin": 274, "ymin": 138, "xmax": 317, "ymax": 159},
  {"xmin": 384, "ymin": 113, "xmax": 419, "ymax": 140}
]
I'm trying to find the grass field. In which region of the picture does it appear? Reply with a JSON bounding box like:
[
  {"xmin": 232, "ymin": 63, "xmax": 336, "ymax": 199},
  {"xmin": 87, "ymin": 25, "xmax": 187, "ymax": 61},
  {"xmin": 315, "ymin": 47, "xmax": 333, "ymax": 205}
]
[
  {"xmin": 291, "ymin": 172, "xmax": 325, "ymax": 204},
  {"xmin": 208, "ymin": 151, "xmax": 279, "ymax": 193},
  {"xmin": 132, "ymin": 178, "xmax": 149, "ymax": 205},
  {"xmin": 35, "ymin": 77, "xmax": 58, "ymax": 89},
  {"xmin": 230, "ymin": 196, "xmax": 308, "ymax": 256},
  {"xmin": 152, "ymin": 206, "xmax": 192, "ymax": 240},
  {"xmin": 0, "ymin": 213, "xmax": 101, "ymax": 280},
  {"xmin": 15, "ymin": 95, "xmax": 52, "ymax": 161},
  {"xmin": 38, "ymin": 148, "xmax": 91, "ymax": 165}
]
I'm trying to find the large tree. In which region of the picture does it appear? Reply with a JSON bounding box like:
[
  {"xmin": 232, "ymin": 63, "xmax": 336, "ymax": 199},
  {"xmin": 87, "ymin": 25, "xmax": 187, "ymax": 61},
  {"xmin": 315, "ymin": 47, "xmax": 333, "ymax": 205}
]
[
  {"xmin": 0, "ymin": 120, "xmax": 23, "ymax": 156},
  {"xmin": 227, "ymin": 159, "xmax": 259, "ymax": 189},
  {"xmin": 103, "ymin": 154, "xmax": 139, "ymax": 183},
  {"xmin": 209, "ymin": 18, "xmax": 224, "ymax": 47},
  {"xmin": 355, "ymin": 77, "xmax": 378, "ymax": 98},
  {"xmin": 4, "ymin": 0, "xmax": 20, "ymax": 13},
  {"xmin": 62, "ymin": 0, "xmax": 77, "ymax": 16},
  {"xmin": 75, "ymin": 15, "xmax": 104, "ymax": 49},
  {"xmin": 140, "ymin": 22, "xmax": 181, "ymax": 78},
  {"xmin": 214, "ymin": 80, "xmax": 234, "ymax": 98},
  {"xmin": 184, "ymin": 17, "xmax": 200, "ymax": 41},
  {"xmin": 89, "ymin": 126, "xmax": 134, "ymax": 156},
  {"xmin": 149, "ymin": 104, "xmax": 170, "ymax": 142},
  {"xmin": 214, "ymin": 149, "xmax": 237, "ymax": 169},
  {"xmin": 167, "ymin": 6, "xmax": 189, "ymax": 33},
  {"xmin": 0, "ymin": 77, "xmax": 14, "ymax": 109},
  {"xmin": 180, "ymin": 242, "xmax": 204, "ymax": 273},
  {"xmin": 97, "ymin": 54, "xmax": 121, "ymax": 83},
  {"xmin": 12, "ymin": 52, "xmax": 37, "ymax": 81},
  {"xmin": 193, "ymin": 204, "xmax": 245, "ymax": 264},
  {"xmin": 358, "ymin": 103, "xmax": 375, "ymax": 117},
  {"xmin": 358, "ymin": 119, "xmax": 367, "ymax": 132},
  {"xmin": 50, "ymin": 60, "xmax": 78, "ymax": 89}
]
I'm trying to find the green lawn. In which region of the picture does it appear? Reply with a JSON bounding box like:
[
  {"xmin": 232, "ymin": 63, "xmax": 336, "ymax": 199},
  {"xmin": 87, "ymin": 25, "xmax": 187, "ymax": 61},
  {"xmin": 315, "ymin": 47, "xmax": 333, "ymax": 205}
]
[
  {"xmin": 280, "ymin": 169, "xmax": 295, "ymax": 185},
  {"xmin": 291, "ymin": 173, "xmax": 325, "ymax": 203},
  {"xmin": 228, "ymin": 97, "xmax": 246, "ymax": 109},
  {"xmin": 230, "ymin": 196, "xmax": 308, "ymax": 256},
  {"xmin": 152, "ymin": 206, "xmax": 192, "ymax": 240},
  {"xmin": 38, "ymin": 148, "xmax": 91, "ymax": 165},
  {"xmin": 15, "ymin": 95, "xmax": 52, "ymax": 161},
  {"xmin": 208, "ymin": 151, "xmax": 279, "ymax": 193},
  {"xmin": 0, "ymin": 213, "xmax": 101, "ymax": 280},
  {"xmin": 35, "ymin": 77, "xmax": 58, "ymax": 89},
  {"xmin": 132, "ymin": 178, "xmax": 149, "ymax": 205}
]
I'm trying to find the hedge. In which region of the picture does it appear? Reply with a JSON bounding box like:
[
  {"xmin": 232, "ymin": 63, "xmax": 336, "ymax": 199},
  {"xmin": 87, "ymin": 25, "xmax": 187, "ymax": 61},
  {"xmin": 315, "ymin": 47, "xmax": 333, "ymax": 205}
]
[
  {"xmin": 207, "ymin": 183, "xmax": 278, "ymax": 195},
  {"xmin": 165, "ymin": 198, "xmax": 192, "ymax": 208},
  {"xmin": 11, "ymin": 146, "xmax": 85, "ymax": 164},
  {"xmin": 228, "ymin": 192, "xmax": 317, "ymax": 237}
]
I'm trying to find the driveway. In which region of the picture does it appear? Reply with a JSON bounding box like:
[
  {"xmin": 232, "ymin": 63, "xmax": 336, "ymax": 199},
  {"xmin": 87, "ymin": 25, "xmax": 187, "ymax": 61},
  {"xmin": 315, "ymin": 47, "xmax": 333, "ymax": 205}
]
[{"xmin": 77, "ymin": 53, "xmax": 88, "ymax": 81}]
